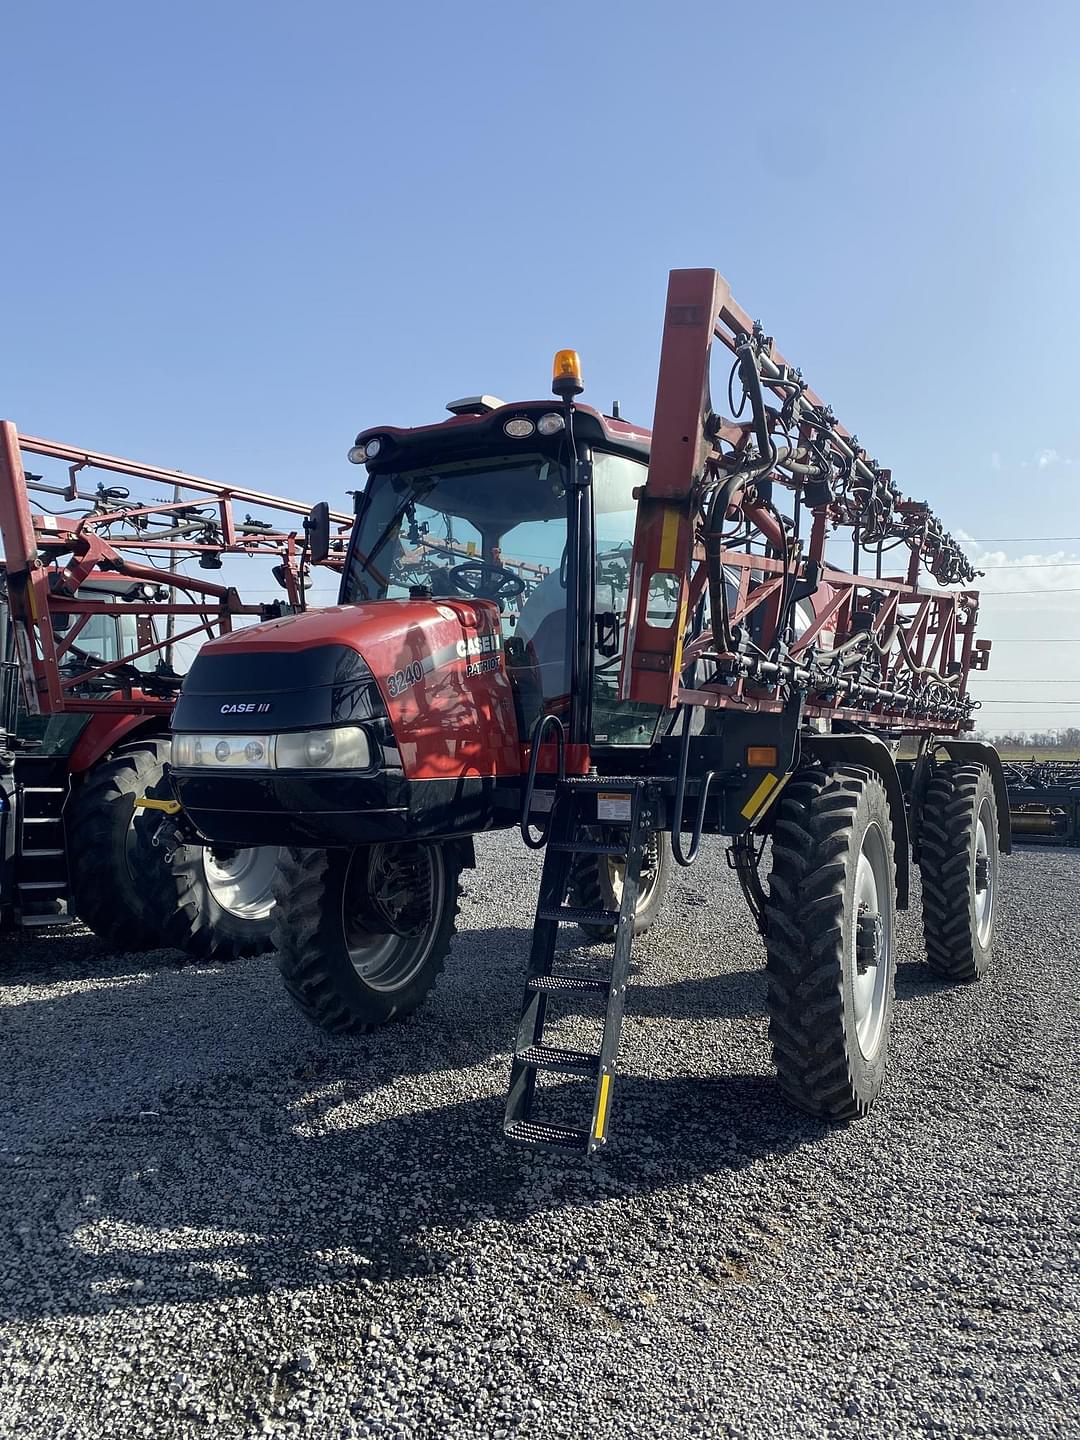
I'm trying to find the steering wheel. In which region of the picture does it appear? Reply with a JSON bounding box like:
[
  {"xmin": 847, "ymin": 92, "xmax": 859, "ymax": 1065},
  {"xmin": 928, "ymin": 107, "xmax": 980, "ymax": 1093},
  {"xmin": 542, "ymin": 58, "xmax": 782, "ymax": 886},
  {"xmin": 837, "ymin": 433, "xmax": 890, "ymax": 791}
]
[{"xmin": 448, "ymin": 560, "xmax": 526, "ymax": 602}]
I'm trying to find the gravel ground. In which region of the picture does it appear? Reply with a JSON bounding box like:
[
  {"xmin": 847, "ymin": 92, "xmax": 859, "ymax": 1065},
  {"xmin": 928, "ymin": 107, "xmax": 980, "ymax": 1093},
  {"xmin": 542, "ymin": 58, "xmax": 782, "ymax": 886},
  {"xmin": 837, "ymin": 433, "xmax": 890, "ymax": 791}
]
[{"xmin": 0, "ymin": 835, "xmax": 1077, "ymax": 1439}]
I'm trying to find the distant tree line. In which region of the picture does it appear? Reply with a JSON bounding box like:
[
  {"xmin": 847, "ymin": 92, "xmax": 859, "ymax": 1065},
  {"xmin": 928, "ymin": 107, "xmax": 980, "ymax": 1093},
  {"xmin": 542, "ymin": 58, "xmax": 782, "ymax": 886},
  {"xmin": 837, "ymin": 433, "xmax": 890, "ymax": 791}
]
[{"xmin": 974, "ymin": 726, "xmax": 1080, "ymax": 750}]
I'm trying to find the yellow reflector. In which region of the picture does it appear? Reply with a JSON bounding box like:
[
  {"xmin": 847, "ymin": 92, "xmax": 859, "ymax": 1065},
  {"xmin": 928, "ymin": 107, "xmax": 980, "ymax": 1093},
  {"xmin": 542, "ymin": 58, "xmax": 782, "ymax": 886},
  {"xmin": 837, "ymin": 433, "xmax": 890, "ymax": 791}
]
[
  {"xmin": 552, "ymin": 349, "xmax": 582, "ymax": 386},
  {"xmin": 747, "ymin": 745, "xmax": 778, "ymax": 768}
]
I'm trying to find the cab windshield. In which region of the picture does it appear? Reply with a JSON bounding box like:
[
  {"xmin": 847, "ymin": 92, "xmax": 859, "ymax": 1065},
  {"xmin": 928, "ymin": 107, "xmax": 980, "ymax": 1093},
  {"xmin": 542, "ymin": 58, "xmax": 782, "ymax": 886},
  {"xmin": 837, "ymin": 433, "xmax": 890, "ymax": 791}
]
[
  {"xmin": 340, "ymin": 454, "xmax": 565, "ymax": 614},
  {"xmin": 339, "ymin": 449, "xmax": 663, "ymax": 745}
]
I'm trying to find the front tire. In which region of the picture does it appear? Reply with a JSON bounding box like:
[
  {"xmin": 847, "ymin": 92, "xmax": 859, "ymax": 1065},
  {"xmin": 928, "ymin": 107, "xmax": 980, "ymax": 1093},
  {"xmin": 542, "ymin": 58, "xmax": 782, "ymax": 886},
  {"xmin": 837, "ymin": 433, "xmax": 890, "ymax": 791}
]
[
  {"xmin": 764, "ymin": 765, "xmax": 898, "ymax": 1120},
  {"xmin": 919, "ymin": 763, "xmax": 998, "ymax": 982},
  {"xmin": 273, "ymin": 841, "xmax": 461, "ymax": 1033}
]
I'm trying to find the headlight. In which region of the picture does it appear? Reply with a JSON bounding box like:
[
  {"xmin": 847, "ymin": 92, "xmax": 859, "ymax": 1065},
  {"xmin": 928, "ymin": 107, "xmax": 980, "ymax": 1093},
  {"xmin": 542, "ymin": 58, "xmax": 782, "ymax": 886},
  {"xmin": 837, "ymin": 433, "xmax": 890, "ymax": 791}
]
[
  {"xmin": 536, "ymin": 412, "xmax": 565, "ymax": 436},
  {"xmin": 274, "ymin": 726, "xmax": 371, "ymax": 770},
  {"xmin": 347, "ymin": 438, "xmax": 383, "ymax": 464},
  {"xmin": 503, "ymin": 417, "xmax": 536, "ymax": 439},
  {"xmin": 172, "ymin": 726, "xmax": 372, "ymax": 772}
]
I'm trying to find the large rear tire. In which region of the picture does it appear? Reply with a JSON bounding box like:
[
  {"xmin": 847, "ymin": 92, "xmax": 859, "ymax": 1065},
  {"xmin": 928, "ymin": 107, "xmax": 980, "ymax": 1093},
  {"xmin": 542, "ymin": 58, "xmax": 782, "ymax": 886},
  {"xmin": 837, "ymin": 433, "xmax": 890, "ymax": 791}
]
[
  {"xmin": 569, "ymin": 830, "xmax": 672, "ymax": 941},
  {"xmin": 919, "ymin": 762, "xmax": 998, "ymax": 982},
  {"xmin": 273, "ymin": 841, "xmax": 461, "ymax": 1033},
  {"xmin": 66, "ymin": 735, "xmax": 171, "ymax": 950},
  {"xmin": 764, "ymin": 765, "xmax": 898, "ymax": 1120}
]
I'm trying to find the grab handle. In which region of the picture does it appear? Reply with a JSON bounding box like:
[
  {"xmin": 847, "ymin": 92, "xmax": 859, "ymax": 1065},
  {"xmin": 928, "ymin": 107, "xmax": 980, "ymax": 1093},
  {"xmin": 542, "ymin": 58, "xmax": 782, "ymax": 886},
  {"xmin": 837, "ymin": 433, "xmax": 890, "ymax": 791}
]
[
  {"xmin": 520, "ymin": 712, "xmax": 566, "ymax": 849},
  {"xmin": 671, "ymin": 713, "xmax": 714, "ymax": 867}
]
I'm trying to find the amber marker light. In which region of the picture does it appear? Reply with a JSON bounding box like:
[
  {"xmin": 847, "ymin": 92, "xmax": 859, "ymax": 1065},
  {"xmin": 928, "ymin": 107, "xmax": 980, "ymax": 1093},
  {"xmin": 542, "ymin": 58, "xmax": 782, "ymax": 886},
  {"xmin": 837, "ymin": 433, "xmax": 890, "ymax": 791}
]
[{"xmin": 746, "ymin": 746, "xmax": 779, "ymax": 768}]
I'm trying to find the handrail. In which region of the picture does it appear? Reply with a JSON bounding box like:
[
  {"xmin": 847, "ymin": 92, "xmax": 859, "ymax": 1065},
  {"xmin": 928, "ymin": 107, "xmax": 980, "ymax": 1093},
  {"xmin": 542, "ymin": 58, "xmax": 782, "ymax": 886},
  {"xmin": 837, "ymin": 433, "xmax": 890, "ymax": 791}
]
[
  {"xmin": 520, "ymin": 712, "xmax": 566, "ymax": 849},
  {"xmin": 671, "ymin": 712, "xmax": 714, "ymax": 867}
]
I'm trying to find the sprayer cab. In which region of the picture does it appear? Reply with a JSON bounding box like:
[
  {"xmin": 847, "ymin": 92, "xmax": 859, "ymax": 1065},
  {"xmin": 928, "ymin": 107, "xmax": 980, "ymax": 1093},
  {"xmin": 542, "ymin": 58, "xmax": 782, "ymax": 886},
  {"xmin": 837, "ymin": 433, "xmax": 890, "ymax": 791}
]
[{"xmin": 167, "ymin": 361, "xmax": 663, "ymax": 850}]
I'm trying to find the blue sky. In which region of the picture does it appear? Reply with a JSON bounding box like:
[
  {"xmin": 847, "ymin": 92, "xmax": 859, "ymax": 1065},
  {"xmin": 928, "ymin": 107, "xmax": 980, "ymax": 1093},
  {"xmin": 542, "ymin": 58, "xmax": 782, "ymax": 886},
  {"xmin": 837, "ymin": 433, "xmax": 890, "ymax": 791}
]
[{"xmin": 3, "ymin": 1, "xmax": 1080, "ymax": 732}]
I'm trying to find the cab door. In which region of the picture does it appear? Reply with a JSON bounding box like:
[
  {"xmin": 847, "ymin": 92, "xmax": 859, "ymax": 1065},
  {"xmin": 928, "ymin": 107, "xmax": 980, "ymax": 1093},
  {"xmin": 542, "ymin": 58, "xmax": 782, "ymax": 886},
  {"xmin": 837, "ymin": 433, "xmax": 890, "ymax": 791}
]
[{"xmin": 590, "ymin": 451, "xmax": 664, "ymax": 747}]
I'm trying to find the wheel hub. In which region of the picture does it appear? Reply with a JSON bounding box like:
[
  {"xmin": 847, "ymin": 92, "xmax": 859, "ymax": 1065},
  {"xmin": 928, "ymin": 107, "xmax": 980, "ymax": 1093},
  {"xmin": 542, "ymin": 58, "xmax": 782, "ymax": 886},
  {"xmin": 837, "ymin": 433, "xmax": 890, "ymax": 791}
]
[
  {"xmin": 366, "ymin": 846, "xmax": 432, "ymax": 936},
  {"xmin": 856, "ymin": 910, "xmax": 883, "ymax": 975}
]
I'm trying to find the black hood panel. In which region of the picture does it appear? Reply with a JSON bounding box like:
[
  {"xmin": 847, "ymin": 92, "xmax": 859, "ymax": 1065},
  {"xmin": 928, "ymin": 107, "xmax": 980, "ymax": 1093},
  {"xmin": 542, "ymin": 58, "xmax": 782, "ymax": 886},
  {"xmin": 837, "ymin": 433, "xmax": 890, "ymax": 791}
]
[{"xmin": 173, "ymin": 643, "xmax": 387, "ymax": 733}]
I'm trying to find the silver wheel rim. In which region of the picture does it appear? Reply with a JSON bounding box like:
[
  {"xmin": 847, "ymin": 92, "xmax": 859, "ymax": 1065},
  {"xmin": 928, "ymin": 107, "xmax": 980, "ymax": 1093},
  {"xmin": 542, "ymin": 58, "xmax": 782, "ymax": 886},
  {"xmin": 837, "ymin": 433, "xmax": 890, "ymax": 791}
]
[
  {"xmin": 343, "ymin": 844, "xmax": 444, "ymax": 992},
  {"xmin": 605, "ymin": 836, "xmax": 660, "ymax": 915},
  {"xmin": 851, "ymin": 821, "xmax": 894, "ymax": 1060},
  {"xmin": 202, "ymin": 846, "xmax": 279, "ymax": 920},
  {"xmin": 974, "ymin": 796, "xmax": 995, "ymax": 946}
]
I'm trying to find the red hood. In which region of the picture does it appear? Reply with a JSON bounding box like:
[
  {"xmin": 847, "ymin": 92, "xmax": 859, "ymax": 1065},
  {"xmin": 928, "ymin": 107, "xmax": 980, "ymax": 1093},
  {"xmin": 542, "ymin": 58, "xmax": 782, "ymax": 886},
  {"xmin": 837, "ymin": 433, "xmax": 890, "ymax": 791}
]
[
  {"xmin": 204, "ymin": 598, "xmax": 498, "ymax": 656},
  {"xmin": 203, "ymin": 598, "xmax": 523, "ymax": 778}
]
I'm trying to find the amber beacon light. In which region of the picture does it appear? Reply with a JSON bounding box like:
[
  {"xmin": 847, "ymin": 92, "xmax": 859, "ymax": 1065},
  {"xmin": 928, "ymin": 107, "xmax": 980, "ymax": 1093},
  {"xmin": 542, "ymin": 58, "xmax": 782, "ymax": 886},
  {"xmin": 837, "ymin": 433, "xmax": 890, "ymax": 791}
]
[{"xmin": 551, "ymin": 349, "xmax": 584, "ymax": 399}]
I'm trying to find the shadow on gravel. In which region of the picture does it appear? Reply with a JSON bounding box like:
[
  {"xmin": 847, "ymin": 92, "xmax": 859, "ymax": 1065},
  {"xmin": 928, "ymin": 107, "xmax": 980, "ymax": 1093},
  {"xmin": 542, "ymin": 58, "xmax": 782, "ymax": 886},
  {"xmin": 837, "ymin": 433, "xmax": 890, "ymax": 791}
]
[
  {"xmin": 0, "ymin": 1071, "xmax": 824, "ymax": 1322},
  {"xmin": 627, "ymin": 969, "xmax": 765, "ymax": 1020},
  {"xmin": 0, "ymin": 927, "xmax": 186, "ymax": 987},
  {"xmin": 0, "ymin": 915, "xmax": 832, "ymax": 1323}
]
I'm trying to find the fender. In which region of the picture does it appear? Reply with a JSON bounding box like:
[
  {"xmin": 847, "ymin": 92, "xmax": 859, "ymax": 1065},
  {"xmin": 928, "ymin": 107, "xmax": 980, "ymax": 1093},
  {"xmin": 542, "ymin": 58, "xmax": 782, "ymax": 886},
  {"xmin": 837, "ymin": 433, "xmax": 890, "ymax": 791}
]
[
  {"xmin": 939, "ymin": 739, "xmax": 1012, "ymax": 854},
  {"xmin": 801, "ymin": 733, "xmax": 910, "ymax": 910},
  {"xmin": 67, "ymin": 712, "xmax": 166, "ymax": 774}
]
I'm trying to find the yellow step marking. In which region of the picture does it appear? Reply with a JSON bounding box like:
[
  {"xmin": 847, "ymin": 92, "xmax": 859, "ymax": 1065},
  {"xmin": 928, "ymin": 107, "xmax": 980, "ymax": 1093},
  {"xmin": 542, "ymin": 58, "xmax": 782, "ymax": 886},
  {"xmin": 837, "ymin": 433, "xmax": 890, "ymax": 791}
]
[{"xmin": 594, "ymin": 1072, "xmax": 612, "ymax": 1141}]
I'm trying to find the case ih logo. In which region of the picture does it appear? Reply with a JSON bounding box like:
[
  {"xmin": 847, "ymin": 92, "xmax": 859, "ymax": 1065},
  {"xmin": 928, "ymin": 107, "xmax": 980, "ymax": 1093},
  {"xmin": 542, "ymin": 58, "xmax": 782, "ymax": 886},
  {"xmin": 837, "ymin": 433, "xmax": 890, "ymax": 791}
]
[{"xmin": 220, "ymin": 702, "xmax": 273, "ymax": 714}]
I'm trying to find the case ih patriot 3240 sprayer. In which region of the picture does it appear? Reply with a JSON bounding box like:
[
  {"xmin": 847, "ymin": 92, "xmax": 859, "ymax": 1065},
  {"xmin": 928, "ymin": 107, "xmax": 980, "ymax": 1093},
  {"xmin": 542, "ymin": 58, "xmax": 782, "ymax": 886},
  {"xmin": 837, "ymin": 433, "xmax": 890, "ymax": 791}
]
[
  {"xmin": 0, "ymin": 426, "xmax": 350, "ymax": 953},
  {"xmin": 139, "ymin": 268, "xmax": 1009, "ymax": 1154}
]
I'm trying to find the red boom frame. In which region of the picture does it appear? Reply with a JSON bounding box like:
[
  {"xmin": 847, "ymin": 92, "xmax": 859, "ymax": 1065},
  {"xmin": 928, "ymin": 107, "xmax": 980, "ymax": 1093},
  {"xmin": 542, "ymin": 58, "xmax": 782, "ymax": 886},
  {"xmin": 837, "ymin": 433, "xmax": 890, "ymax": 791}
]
[{"xmin": 620, "ymin": 270, "xmax": 988, "ymax": 733}]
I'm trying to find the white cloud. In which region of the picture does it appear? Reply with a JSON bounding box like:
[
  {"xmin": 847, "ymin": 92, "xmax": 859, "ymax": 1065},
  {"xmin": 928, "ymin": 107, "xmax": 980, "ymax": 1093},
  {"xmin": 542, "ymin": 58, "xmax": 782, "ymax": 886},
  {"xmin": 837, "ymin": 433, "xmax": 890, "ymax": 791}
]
[{"xmin": 1037, "ymin": 448, "xmax": 1060, "ymax": 468}]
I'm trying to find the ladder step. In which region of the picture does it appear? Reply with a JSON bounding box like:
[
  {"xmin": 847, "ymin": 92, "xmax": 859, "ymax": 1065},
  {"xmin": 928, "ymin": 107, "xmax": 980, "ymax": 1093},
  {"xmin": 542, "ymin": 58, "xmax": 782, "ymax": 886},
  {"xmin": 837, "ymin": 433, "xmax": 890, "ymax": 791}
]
[
  {"xmin": 526, "ymin": 973, "xmax": 609, "ymax": 996},
  {"xmin": 505, "ymin": 1120, "xmax": 590, "ymax": 1152},
  {"xmin": 20, "ymin": 848, "xmax": 65, "ymax": 858},
  {"xmin": 23, "ymin": 816, "xmax": 62, "ymax": 824},
  {"xmin": 560, "ymin": 775, "xmax": 643, "ymax": 789},
  {"xmin": 537, "ymin": 905, "xmax": 620, "ymax": 926},
  {"xmin": 515, "ymin": 1043, "xmax": 600, "ymax": 1077},
  {"xmin": 548, "ymin": 840, "xmax": 626, "ymax": 856},
  {"xmin": 19, "ymin": 913, "xmax": 74, "ymax": 928},
  {"xmin": 17, "ymin": 880, "xmax": 68, "ymax": 891},
  {"xmin": 20, "ymin": 787, "xmax": 65, "ymax": 794}
]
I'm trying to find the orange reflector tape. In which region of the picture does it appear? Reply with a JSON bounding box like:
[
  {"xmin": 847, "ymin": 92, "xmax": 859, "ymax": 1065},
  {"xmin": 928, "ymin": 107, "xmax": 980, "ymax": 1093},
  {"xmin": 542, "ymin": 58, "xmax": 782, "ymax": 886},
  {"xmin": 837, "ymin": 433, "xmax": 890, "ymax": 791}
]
[
  {"xmin": 594, "ymin": 1072, "xmax": 612, "ymax": 1141},
  {"xmin": 746, "ymin": 745, "xmax": 778, "ymax": 768}
]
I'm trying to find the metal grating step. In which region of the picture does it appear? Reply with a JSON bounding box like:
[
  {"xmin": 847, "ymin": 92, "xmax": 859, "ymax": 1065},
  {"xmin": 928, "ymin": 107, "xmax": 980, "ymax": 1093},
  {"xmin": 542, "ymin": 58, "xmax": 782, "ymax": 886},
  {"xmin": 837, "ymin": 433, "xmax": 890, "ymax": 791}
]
[
  {"xmin": 505, "ymin": 1120, "xmax": 590, "ymax": 1152},
  {"xmin": 561, "ymin": 775, "xmax": 645, "ymax": 789},
  {"xmin": 514, "ymin": 1043, "xmax": 600, "ymax": 1077},
  {"xmin": 19, "ymin": 912, "xmax": 74, "ymax": 928},
  {"xmin": 526, "ymin": 973, "xmax": 609, "ymax": 996},
  {"xmin": 548, "ymin": 840, "xmax": 626, "ymax": 856},
  {"xmin": 537, "ymin": 905, "xmax": 620, "ymax": 926}
]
